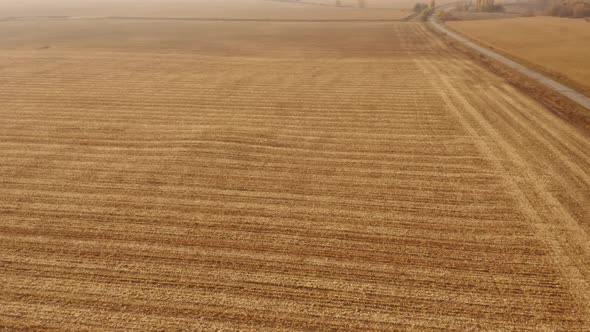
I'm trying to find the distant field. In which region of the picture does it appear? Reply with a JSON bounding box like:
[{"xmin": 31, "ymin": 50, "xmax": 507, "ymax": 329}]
[
  {"xmin": 0, "ymin": 20, "xmax": 427, "ymax": 57},
  {"xmin": 0, "ymin": 0, "xmax": 411, "ymax": 20},
  {"xmin": 448, "ymin": 17, "xmax": 590, "ymax": 94}
]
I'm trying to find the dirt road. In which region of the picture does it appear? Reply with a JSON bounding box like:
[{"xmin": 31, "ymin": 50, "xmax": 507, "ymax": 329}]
[{"xmin": 0, "ymin": 19, "xmax": 589, "ymax": 330}]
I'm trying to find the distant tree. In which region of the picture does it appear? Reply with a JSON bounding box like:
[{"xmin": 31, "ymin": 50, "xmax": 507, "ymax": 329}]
[
  {"xmin": 336, "ymin": 0, "xmax": 342, "ymax": 6},
  {"xmin": 545, "ymin": 0, "xmax": 590, "ymax": 18},
  {"xmin": 359, "ymin": 0, "xmax": 366, "ymax": 8},
  {"xmin": 419, "ymin": 7, "xmax": 434, "ymax": 20},
  {"xmin": 476, "ymin": 0, "xmax": 504, "ymax": 12},
  {"xmin": 414, "ymin": 2, "xmax": 429, "ymax": 13},
  {"xmin": 558, "ymin": 3, "xmax": 573, "ymax": 16},
  {"xmin": 454, "ymin": 1, "xmax": 468, "ymax": 11},
  {"xmin": 522, "ymin": 8, "xmax": 536, "ymax": 16},
  {"xmin": 545, "ymin": 2, "xmax": 561, "ymax": 15},
  {"xmin": 573, "ymin": 3, "xmax": 590, "ymax": 17}
]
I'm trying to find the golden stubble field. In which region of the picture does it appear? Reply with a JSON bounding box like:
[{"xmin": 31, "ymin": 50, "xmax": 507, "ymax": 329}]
[
  {"xmin": 448, "ymin": 17, "xmax": 590, "ymax": 94},
  {"xmin": 1, "ymin": 1, "xmax": 589, "ymax": 331}
]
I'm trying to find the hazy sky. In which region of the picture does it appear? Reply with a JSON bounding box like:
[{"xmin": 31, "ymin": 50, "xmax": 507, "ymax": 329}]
[{"xmin": 0, "ymin": 0, "xmax": 428, "ymax": 18}]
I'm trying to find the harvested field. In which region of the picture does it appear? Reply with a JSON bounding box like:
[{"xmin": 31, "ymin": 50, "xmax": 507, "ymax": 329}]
[
  {"xmin": 0, "ymin": 20, "xmax": 428, "ymax": 56},
  {"xmin": 448, "ymin": 17, "xmax": 590, "ymax": 94},
  {"xmin": 1, "ymin": 5, "xmax": 590, "ymax": 332}
]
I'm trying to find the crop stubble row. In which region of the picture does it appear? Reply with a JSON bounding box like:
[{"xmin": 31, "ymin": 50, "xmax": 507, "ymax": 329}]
[{"xmin": 0, "ymin": 22, "xmax": 589, "ymax": 330}]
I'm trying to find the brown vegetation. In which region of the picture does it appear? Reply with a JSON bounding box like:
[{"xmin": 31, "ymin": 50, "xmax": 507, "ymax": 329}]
[{"xmin": 545, "ymin": 0, "xmax": 590, "ymax": 17}]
